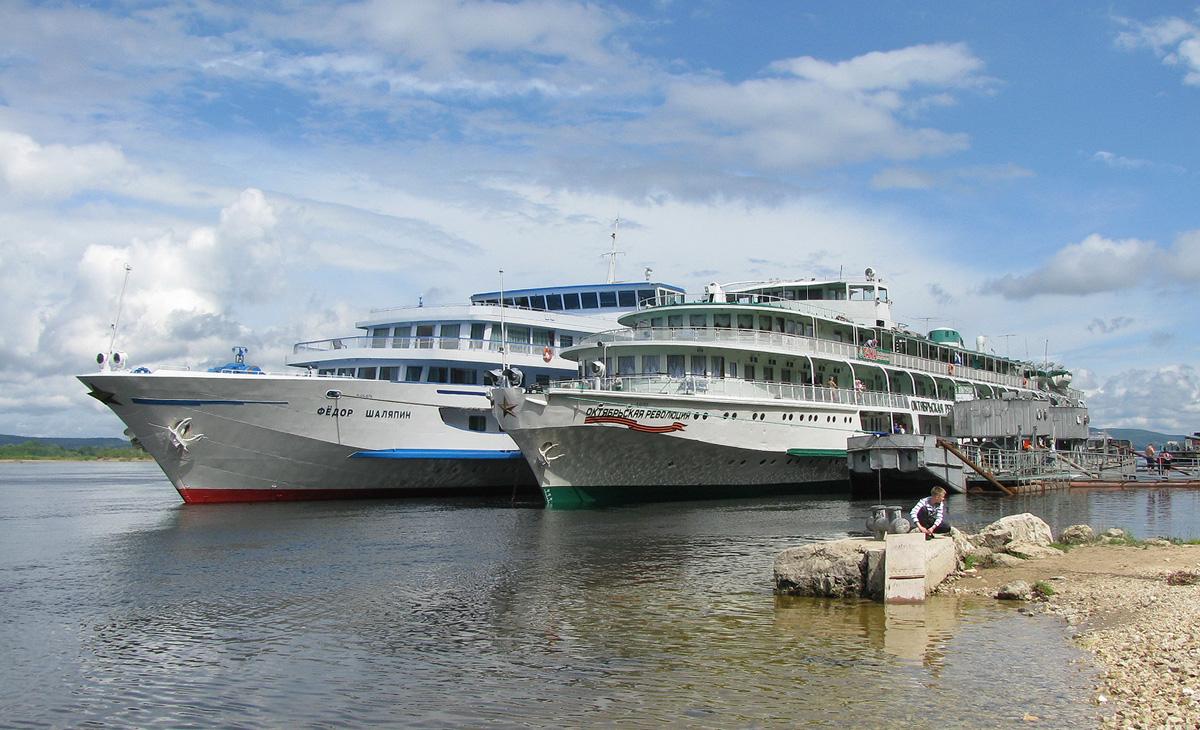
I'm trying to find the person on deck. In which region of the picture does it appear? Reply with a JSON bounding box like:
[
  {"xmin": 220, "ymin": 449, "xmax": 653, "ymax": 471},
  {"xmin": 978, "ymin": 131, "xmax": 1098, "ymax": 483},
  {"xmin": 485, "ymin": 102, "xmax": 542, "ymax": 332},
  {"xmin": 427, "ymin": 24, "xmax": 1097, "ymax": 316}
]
[{"xmin": 910, "ymin": 487, "xmax": 950, "ymax": 539}]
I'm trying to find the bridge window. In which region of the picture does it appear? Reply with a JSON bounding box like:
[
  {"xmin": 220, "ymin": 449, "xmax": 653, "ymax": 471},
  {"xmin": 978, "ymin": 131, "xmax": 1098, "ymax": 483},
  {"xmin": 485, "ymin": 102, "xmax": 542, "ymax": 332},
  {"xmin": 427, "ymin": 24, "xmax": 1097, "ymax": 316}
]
[
  {"xmin": 545, "ymin": 294, "xmax": 563, "ymax": 311},
  {"xmin": 599, "ymin": 291, "xmax": 618, "ymax": 308},
  {"xmin": 618, "ymin": 290, "xmax": 636, "ymax": 307},
  {"xmin": 562, "ymin": 292, "xmax": 581, "ymax": 309},
  {"xmin": 581, "ymin": 292, "xmax": 599, "ymax": 308}
]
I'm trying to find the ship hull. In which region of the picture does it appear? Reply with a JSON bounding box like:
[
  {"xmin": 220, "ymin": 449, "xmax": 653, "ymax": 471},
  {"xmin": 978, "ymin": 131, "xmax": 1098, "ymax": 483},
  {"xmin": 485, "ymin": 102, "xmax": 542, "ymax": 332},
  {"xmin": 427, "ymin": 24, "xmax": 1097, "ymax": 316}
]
[
  {"xmin": 491, "ymin": 387, "xmax": 852, "ymax": 507},
  {"xmin": 79, "ymin": 371, "xmax": 537, "ymax": 503}
]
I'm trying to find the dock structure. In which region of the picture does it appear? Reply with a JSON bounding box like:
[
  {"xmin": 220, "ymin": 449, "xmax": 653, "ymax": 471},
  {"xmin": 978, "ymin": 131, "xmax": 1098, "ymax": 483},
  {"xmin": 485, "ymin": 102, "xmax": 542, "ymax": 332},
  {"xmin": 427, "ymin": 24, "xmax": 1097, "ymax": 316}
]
[{"xmin": 774, "ymin": 534, "xmax": 957, "ymax": 603}]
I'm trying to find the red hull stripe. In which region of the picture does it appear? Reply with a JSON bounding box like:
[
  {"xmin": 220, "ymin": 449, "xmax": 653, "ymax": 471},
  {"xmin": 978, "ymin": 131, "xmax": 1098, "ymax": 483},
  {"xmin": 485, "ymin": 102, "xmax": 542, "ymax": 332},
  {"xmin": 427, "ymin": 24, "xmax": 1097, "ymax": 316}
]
[
  {"xmin": 177, "ymin": 486, "xmax": 530, "ymax": 504},
  {"xmin": 584, "ymin": 416, "xmax": 687, "ymax": 433}
]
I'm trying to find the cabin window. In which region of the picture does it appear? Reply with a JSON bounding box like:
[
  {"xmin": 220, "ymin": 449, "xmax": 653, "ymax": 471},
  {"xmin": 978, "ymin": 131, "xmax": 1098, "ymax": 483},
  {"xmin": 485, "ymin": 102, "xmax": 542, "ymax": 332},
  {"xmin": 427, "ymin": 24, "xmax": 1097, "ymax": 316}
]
[
  {"xmin": 668, "ymin": 315, "xmax": 683, "ymax": 328},
  {"xmin": 878, "ymin": 288, "xmax": 888, "ymax": 301},
  {"xmin": 532, "ymin": 329, "xmax": 553, "ymax": 347},
  {"xmin": 450, "ymin": 368, "xmax": 476, "ymax": 385},
  {"xmin": 650, "ymin": 317, "xmax": 663, "ymax": 327},
  {"xmin": 529, "ymin": 295, "xmax": 546, "ymax": 310},
  {"xmin": 785, "ymin": 320, "xmax": 797, "ymax": 335},
  {"xmin": 711, "ymin": 356, "xmax": 724, "ymax": 378},
  {"xmin": 371, "ymin": 328, "xmax": 389, "ymax": 348},
  {"xmin": 617, "ymin": 356, "xmax": 636, "ymax": 376},
  {"xmin": 713, "ymin": 313, "xmax": 731, "ymax": 328},
  {"xmin": 729, "ymin": 362, "xmax": 737, "ymax": 378},
  {"xmin": 599, "ymin": 291, "xmax": 618, "ymax": 308},
  {"xmin": 545, "ymin": 294, "xmax": 563, "ymax": 311},
  {"xmin": 337, "ymin": 368, "xmax": 354, "ymax": 377},
  {"xmin": 319, "ymin": 369, "xmax": 334, "ymax": 376},
  {"xmin": 560, "ymin": 334, "xmax": 573, "ymax": 348},
  {"xmin": 849, "ymin": 285, "xmax": 873, "ymax": 301},
  {"xmin": 427, "ymin": 367, "xmax": 449, "ymax": 383},
  {"xmin": 563, "ymin": 292, "xmax": 581, "ymax": 309},
  {"xmin": 690, "ymin": 314, "xmax": 706, "ymax": 327},
  {"xmin": 582, "ymin": 292, "xmax": 599, "ymax": 309},
  {"xmin": 470, "ymin": 323, "xmax": 485, "ymax": 349},
  {"xmin": 416, "ymin": 324, "xmax": 435, "ymax": 348},
  {"xmin": 668, "ymin": 355, "xmax": 685, "ymax": 378},
  {"xmin": 809, "ymin": 289, "xmax": 823, "ymax": 300},
  {"xmin": 745, "ymin": 364, "xmax": 755, "ymax": 380},
  {"xmin": 440, "ymin": 323, "xmax": 460, "ymax": 350},
  {"xmin": 405, "ymin": 366, "xmax": 423, "ymax": 381},
  {"xmin": 468, "ymin": 415, "xmax": 487, "ymax": 432},
  {"xmin": 782, "ymin": 369, "xmax": 792, "ymax": 383},
  {"xmin": 393, "ymin": 325, "xmax": 411, "ymax": 348},
  {"xmin": 691, "ymin": 356, "xmax": 707, "ymax": 376},
  {"xmin": 763, "ymin": 366, "xmax": 774, "ymax": 381},
  {"xmin": 507, "ymin": 326, "xmax": 530, "ymax": 344},
  {"xmin": 618, "ymin": 290, "xmax": 636, "ymax": 308},
  {"xmin": 642, "ymin": 355, "xmax": 661, "ymax": 375},
  {"xmin": 379, "ymin": 367, "xmax": 397, "ymax": 381},
  {"xmin": 759, "ymin": 316, "xmax": 772, "ymax": 331},
  {"xmin": 357, "ymin": 367, "xmax": 377, "ymax": 379},
  {"xmin": 737, "ymin": 314, "xmax": 754, "ymax": 329}
]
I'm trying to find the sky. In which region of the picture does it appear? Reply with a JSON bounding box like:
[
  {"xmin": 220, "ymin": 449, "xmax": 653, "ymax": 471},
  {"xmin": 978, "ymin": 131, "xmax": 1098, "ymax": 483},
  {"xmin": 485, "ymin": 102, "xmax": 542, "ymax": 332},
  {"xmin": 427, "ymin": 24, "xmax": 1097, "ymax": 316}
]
[{"xmin": 1, "ymin": 0, "xmax": 1199, "ymax": 438}]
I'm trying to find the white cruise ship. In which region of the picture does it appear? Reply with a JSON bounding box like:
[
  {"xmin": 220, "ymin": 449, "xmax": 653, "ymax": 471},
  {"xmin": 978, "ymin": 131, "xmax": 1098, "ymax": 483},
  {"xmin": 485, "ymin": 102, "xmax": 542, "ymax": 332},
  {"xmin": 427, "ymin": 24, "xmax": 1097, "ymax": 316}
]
[
  {"xmin": 78, "ymin": 281, "xmax": 684, "ymax": 503},
  {"xmin": 490, "ymin": 271, "xmax": 1085, "ymax": 508}
]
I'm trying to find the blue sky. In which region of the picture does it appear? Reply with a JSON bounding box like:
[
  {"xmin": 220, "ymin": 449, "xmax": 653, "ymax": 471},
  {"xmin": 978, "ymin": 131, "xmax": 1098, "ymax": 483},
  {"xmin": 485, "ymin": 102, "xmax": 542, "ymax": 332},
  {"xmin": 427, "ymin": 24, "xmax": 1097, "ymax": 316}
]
[{"xmin": 1, "ymin": 0, "xmax": 1198, "ymax": 436}]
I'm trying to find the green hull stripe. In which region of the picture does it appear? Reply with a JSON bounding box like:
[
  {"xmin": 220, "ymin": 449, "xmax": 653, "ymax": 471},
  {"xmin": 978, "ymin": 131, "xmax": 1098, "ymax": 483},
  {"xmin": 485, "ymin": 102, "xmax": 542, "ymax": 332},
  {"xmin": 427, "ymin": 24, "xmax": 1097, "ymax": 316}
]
[
  {"xmin": 786, "ymin": 448, "xmax": 848, "ymax": 457},
  {"xmin": 541, "ymin": 479, "xmax": 850, "ymax": 509}
]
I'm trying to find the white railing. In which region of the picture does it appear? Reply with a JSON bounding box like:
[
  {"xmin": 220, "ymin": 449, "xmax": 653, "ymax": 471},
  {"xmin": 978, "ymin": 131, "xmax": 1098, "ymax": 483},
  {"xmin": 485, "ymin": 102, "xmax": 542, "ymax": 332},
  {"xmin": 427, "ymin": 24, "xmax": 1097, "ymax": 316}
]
[
  {"xmin": 549, "ymin": 375, "xmax": 914, "ymax": 410},
  {"xmin": 578, "ymin": 326, "xmax": 1082, "ymax": 401},
  {"xmin": 292, "ymin": 336, "xmax": 549, "ymax": 358}
]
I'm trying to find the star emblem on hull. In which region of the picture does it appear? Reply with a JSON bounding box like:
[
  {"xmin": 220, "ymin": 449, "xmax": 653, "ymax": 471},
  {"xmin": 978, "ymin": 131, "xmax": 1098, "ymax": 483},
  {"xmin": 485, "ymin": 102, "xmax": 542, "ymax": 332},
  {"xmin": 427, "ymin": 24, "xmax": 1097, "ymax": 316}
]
[
  {"xmin": 86, "ymin": 386, "xmax": 121, "ymax": 405},
  {"xmin": 499, "ymin": 398, "xmax": 517, "ymax": 419}
]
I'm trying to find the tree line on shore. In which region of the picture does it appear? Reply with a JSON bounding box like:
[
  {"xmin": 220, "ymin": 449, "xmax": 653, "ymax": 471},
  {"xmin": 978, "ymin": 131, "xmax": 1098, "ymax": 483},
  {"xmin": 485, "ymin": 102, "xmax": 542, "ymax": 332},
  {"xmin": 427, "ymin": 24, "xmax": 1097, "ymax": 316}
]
[{"xmin": 0, "ymin": 440, "xmax": 152, "ymax": 461}]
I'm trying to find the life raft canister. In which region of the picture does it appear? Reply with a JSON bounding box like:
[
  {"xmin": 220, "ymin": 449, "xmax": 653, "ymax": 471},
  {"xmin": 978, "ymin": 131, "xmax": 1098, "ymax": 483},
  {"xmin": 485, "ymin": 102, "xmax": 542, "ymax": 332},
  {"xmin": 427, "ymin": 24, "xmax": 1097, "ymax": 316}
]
[{"xmin": 542, "ymin": 347, "xmax": 552, "ymax": 362}]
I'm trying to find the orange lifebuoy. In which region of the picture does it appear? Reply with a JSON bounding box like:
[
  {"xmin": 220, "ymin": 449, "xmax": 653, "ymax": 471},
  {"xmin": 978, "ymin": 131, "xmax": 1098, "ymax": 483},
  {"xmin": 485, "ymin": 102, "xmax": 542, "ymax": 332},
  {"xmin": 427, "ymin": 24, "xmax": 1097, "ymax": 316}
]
[{"xmin": 542, "ymin": 347, "xmax": 552, "ymax": 362}]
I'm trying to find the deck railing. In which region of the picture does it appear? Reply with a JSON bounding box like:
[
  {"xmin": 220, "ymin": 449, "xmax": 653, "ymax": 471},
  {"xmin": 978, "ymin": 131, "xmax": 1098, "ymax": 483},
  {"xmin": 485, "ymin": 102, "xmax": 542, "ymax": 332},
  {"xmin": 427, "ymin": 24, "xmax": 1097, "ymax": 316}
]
[
  {"xmin": 292, "ymin": 335, "xmax": 550, "ymax": 358},
  {"xmin": 549, "ymin": 375, "xmax": 914, "ymax": 410},
  {"xmin": 578, "ymin": 326, "xmax": 1082, "ymax": 401}
]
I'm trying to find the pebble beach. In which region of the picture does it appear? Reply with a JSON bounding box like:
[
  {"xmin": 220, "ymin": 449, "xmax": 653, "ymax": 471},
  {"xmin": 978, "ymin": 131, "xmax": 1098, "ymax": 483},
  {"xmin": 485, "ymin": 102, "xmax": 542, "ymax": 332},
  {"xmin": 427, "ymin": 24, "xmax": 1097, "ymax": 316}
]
[{"xmin": 949, "ymin": 542, "xmax": 1200, "ymax": 730}]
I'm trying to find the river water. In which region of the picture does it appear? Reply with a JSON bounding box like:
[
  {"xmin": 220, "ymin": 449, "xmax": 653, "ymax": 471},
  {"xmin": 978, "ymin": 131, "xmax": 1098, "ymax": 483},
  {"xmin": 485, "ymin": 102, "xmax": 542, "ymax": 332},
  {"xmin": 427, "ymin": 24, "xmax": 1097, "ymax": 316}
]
[{"xmin": 4, "ymin": 462, "xmax": 1199, "ymax": 729}]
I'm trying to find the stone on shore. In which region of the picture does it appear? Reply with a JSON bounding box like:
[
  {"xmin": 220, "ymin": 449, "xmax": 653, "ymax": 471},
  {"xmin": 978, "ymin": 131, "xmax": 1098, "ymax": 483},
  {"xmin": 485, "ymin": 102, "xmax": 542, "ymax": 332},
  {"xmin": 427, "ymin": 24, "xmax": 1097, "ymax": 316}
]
[
  {"xmin": 996, "ymin": 580, "xmax": 1033, "ymax": 600},
  {"xmin": 1005, "ymin": 540, "xmax": 1064, "ymax": 560},
  {"xmin": 774, "ymin": 539, "xmax": 884, "ymax": 599},
  {"xmin": 1058, "ymin": 524, "xmax": 1095, "ymax": 545},
  {"xmin": 975, "ymin": 513, "xmax": 1053, "ymax": 551}
]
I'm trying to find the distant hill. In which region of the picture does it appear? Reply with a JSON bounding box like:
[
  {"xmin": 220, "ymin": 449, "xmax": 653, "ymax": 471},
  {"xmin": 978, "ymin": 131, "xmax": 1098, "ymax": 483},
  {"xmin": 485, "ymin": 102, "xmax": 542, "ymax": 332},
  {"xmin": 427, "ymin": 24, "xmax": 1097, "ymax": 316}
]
[
  {"xmin": 1090, "ymin": 427, "xmax": 1191, "ymax": 451},
  {"xmin": 0, "ymin": 434, "xmax": 133, "ymax": 449}
]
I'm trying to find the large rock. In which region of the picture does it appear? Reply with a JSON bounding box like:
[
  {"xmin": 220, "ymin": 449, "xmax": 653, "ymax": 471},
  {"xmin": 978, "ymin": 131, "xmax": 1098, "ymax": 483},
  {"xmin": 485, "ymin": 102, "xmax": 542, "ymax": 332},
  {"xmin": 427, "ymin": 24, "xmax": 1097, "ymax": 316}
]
[
  {"xmin": 975, "ymin": 513, "xmax": 1053, "ymax": 551},
  {"xmin": 774, "ymin": 539, "xmax": 884, "ymax": 599},
  {"xmin": 984, "ymin": 552, "xmax": 1026, "ymax": 568},
  {"xmin": 1004, "ymin": 541, "xmax": 1064, "ymax": 560},
  {"xmin": 951, "ymin": 527, "xmax": 992, "ymax": 566},
  {"xmin": 1058, "ymin": 524, "xmax": 1095, "ymax": 545},
  {"xmin": 996, "ymin": 580, "xmax": 1033, "ymax": 601}
]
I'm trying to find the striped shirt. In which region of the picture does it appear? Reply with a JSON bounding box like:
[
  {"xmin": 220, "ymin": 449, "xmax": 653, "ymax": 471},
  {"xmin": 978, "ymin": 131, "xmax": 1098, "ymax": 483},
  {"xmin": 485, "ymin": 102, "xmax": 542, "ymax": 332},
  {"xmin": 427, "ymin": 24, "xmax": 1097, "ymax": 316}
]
[{"xmin": 910, "ymin": 497, "xmax": 945, "ymax": 529}]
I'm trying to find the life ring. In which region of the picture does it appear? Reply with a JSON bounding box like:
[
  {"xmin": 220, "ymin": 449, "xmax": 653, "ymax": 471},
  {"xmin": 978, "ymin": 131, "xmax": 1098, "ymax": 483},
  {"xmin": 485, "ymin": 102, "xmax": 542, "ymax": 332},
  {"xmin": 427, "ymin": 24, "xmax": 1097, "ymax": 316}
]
[{"xmin": 542, "ymin": 347, "xmax": 552, "ymax": 362}]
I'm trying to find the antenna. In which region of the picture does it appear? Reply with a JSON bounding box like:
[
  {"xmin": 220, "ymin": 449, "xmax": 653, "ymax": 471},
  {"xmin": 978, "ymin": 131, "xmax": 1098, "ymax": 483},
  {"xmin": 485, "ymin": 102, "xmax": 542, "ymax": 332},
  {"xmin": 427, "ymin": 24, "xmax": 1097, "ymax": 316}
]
[
  {"xmin": 98, "ymin": 264, "xmax": 133, "ymax": 371},
  {"xmin": 499, "ymin": 269, "xmax": 507, "ymax": 372},
  {"xmin": 603, "ymin": 216, "xmax": 625, "ymax": 284}
]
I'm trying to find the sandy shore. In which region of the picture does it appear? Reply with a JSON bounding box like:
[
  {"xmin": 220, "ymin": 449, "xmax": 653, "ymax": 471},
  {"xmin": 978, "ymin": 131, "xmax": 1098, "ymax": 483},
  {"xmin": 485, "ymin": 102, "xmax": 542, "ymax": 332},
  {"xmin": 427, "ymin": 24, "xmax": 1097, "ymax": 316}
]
[{"xmin": 944, "ymin": 542, "xmax": 1200, "ymax": 729}]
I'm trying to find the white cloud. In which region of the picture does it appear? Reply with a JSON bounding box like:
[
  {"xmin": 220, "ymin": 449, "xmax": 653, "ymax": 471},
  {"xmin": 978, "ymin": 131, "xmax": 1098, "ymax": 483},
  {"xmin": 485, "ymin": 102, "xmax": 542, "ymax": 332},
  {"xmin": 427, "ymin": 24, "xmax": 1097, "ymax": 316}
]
[
  {"xmin": 0, "ymin": 131, "xmax": 132, "ymax": 198},
  {"xmin": 985, "ymin": 233, "xmax": 1161, "ymax": 298},
  {"xmin": 640, "ymin": 44, "xmax": 988, "ymax": 172},
  {"xmin": 1116, "ymin": 12, "xmax": 1200, "ymax": 86},
  {"xmin": 1083, "ymin": 364, "xmax": 1200, "ymax": 432}
]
